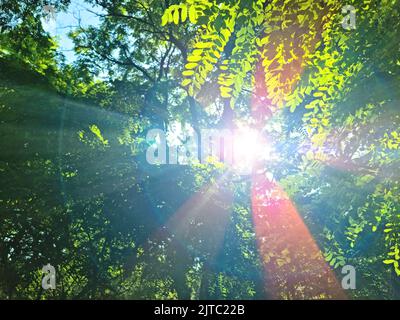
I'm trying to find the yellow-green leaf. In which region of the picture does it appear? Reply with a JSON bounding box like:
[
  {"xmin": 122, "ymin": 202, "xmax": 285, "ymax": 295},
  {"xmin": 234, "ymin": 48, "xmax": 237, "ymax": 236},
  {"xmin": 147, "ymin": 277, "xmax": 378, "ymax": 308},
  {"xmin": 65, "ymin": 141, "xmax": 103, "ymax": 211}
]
[
  {"xmin": 187, "ymin": 55, "xmax": 202, "ymax": 62},
  {"xmin": 182, "ymin": 70, "xmax": 195, "ymax": 76},
  {"xmin": 161, "ymin": 13, "xmax": 168, "ymax": 26},
  {"xmin": 189, "ymin": 5, "xmax": 197, "ymax": 23},
  {"xmin": 181, "ymin": 5, "xmax": 188, "ymax": 22},
  {"xmin": 173, "ymin": 9, "xmax": 179, "ymax": 24},
  {"xmin": 185, "ymin": 63, "xmax": 197, "ymax": 69}
]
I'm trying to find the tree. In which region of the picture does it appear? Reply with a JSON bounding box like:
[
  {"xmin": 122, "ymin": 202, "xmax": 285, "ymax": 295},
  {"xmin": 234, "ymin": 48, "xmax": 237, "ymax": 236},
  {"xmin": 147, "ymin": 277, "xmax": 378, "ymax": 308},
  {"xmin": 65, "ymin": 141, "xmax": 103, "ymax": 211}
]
[{"xmin": 0, "ymin": 0, "xmax": 400, "ymax": 299}]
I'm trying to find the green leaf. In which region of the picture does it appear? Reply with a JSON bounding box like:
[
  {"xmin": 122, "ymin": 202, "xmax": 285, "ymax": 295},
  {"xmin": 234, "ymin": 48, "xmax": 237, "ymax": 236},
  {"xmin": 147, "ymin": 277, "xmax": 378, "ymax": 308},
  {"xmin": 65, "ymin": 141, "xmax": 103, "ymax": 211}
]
[
  {"xmin": 161, "ymin": 13, "xmax": 168, "ymax": 26},
  {"xmin": 185, "ymin": 63, "xmax": 197, "ymax": 69},
  {"xmin": 182, "ymin": 70, "xmax": 194, "ymax": 76},
  {"xmin": 181, "ymin": 5, "xmax": 188, "ymax": 22},
  {"xmin": 173, "ymin": 9, "xmax": 179, "ymax": 24},
  {"xmin": 325, "ymin": 252, "xmax": 333, "ymax": 261},
  {"xmin": 313, "ymin": 91, "xmax": 324, "ymax": 98},
  {"xmin": 189, "ymin": 5, "xmax": 197, "ymax": 23},
  {"xmin": 187, "ymin": 55, "xmax": 202, "ymax": 62},
  {"xmin": 181, "ymin": 78, "xmax": 191, "ymax": 86},
  {"xmin": 221, "ymin": 29, "xmax": 231, "ymax": 42}
]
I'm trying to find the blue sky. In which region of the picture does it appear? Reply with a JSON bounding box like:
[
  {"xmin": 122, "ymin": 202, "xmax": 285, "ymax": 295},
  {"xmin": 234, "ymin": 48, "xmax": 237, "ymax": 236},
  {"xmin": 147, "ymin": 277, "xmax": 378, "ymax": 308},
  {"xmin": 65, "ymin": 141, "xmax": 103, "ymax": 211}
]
[{"xmin": 42, "ymin": 0, "xmax": 103, "ymax": 63}]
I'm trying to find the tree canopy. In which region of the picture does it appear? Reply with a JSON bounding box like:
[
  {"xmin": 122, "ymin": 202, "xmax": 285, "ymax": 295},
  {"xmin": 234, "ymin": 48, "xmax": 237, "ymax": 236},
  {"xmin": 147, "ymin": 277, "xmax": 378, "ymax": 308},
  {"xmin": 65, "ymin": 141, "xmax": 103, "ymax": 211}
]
[{"xmin": 0, "ymin": 0, "xmax": 400, "ymax": 299}]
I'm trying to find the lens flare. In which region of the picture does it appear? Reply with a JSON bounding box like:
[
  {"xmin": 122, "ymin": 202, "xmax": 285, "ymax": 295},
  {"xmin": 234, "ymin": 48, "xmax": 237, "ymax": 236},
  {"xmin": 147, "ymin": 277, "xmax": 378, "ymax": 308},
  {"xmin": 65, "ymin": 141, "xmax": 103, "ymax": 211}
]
[{"xmin": 233, "ymin": 128, "xmax": 275, "ymax": 174}]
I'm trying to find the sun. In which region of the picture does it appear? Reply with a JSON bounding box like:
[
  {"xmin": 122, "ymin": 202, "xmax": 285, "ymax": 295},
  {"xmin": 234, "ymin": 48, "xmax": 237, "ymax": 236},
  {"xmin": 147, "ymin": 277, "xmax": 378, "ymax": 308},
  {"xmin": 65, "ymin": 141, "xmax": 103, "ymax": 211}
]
[{"xmin": 232, "ymin": 127, "xmax": 275, "ymax": 175}]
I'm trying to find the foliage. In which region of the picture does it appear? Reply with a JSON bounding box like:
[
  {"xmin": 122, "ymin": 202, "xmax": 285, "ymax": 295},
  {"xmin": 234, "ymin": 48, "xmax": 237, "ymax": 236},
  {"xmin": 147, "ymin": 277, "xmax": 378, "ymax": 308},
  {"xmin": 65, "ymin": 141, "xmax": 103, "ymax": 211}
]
[{"xmin": 0, "ymin": 0, "xmax": 400, "ymax": 299}]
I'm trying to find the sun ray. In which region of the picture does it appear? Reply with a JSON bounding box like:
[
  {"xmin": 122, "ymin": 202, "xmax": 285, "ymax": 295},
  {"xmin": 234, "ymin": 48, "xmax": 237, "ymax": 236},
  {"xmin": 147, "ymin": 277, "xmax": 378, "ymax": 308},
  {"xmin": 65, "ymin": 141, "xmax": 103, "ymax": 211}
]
[
  {"xmin": 251, "ymin": 171, "xmax": 346, "ymax": 299},
  {"xmin": 249, "ymin": 51, "xmax": 346, "ymax": 298}
]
